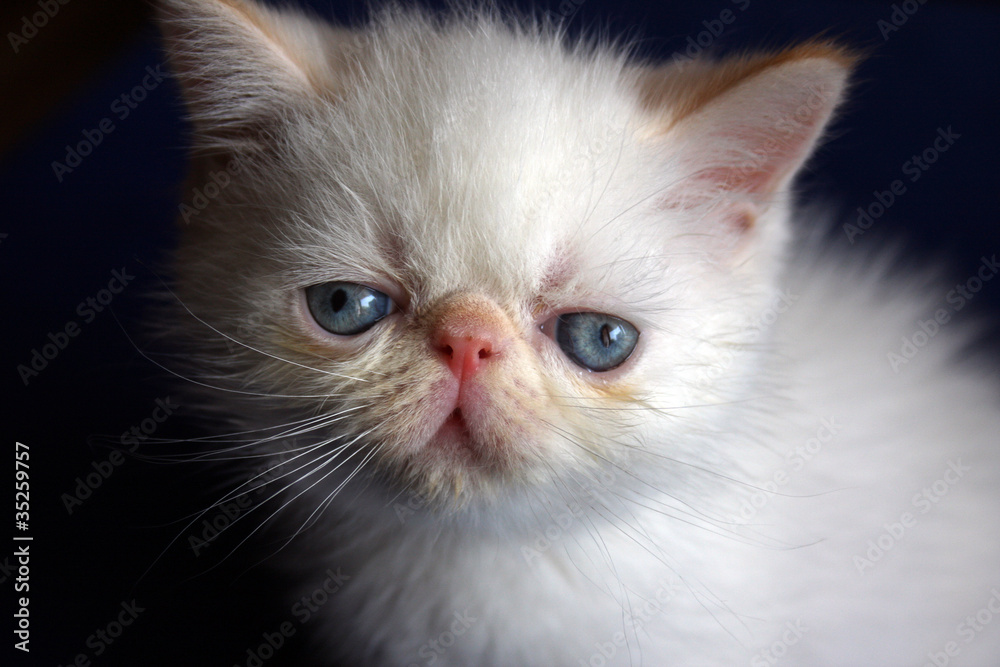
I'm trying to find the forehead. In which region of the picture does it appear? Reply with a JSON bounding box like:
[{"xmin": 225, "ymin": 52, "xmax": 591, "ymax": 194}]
[{"xmin": 295, "ymin": 30, "xmax": 656, "ymax": 304}]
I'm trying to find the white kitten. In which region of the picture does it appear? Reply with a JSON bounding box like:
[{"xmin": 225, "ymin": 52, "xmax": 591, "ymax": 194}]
[{"xmin": 157, "ymin": 0, "xmax": 1000, "ymax": 664}]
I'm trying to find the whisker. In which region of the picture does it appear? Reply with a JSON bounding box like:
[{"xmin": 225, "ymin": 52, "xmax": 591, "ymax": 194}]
[
  {"xmin": 112, "ymin": 310, "xmax": 347, "ymax": 399},
  {"xmin": 153, "ymin": 278, "xmax": 371, "ymax": 383},
  {"xmin": 283, "ymin": 440, "xmax": 384, "ymax": 545},
  {"xmin": 539, "ymin": 420, "xmax": 771, "ymax": 547},
  {"xmin": 211, "ymin": 428, "xmax": 379, "ymax": 569},
  {"xmin": 198, "ymin": 434, "xmax": 359, "ymax": 521},
  {"xmin": 132, "ymin": 410, "xmax": 353, "ymax": 463},
  {"xmin": 153, "ymin": 407, "xmax": 367, "ymax": 464}
]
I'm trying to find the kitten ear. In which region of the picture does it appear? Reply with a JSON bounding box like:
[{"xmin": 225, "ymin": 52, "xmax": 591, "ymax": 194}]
[
  {"xmin": 157, "ymin": 0, "xmax": 351, "ymax": 152},
  {"xmin": 638, "ymin": 43, "xmax": 856, "ymax": 228}
]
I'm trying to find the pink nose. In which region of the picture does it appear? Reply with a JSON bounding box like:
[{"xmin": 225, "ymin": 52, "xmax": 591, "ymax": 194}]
[{"xmin": 436, "ymin": 330, "xmax": 497, "ymax": 380}]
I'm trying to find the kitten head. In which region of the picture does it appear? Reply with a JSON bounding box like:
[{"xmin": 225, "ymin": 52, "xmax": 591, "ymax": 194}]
[{"xmin": 159, "ymin": 0, "xmax": 854, "ymax": 508}]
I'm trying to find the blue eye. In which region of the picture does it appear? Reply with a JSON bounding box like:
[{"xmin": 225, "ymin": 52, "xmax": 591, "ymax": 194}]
[
  {"xmin": 305, "ymin": 282, "xmax": 392, "ymax": 335},
  {"xmin": 554, "ymin": 312, "xmax": 639, "ymax": 372}
]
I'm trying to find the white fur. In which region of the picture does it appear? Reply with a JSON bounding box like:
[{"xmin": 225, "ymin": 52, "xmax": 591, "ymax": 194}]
[{"xmin": 158, "ymin": 2, "xmax": 1000, "ymax": 664}]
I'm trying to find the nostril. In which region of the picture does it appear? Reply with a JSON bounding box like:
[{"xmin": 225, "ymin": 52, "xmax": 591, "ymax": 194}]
[{"xmin": 435, "ymin": 331, "xmax": 500, "ymax": 380}]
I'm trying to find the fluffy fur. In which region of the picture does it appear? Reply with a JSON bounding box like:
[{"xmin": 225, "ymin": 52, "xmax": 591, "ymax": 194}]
[{"xmin": 157, "ymin": 0, "xmax": 1000, "ymax": 664}]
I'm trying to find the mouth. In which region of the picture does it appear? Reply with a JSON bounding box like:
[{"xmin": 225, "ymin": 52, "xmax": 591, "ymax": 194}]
[
  {"xmin": 387, "ymin": 399, "xmax": 547, "ymax": 505},
  {"xmin": 446, "ymin": 407, "xmax": 465, "ymax": 428},
  {"xmin": 432, "ymin": 408, "xmax": 476, "ymax": 454}
]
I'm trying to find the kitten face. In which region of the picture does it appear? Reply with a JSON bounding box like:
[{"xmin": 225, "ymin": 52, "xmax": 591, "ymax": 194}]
[
  {"xmin": 183, "ymin": 93, "xmax": 677, "ymax": 502},
  {"xmin": 162, "ymin": 0, "xmax": 851, "ymax": 506}
]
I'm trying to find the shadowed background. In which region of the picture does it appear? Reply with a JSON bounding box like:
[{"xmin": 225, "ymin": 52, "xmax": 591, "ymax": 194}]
[{"xmin": 2, "ymin": 0, "xmax": 998, "ymax": 664}]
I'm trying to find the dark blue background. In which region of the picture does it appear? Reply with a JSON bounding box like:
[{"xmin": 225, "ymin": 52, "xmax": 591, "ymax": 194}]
[{"xmin": 2, "ymin": 1, "xmax": 998, "ymax": 665}]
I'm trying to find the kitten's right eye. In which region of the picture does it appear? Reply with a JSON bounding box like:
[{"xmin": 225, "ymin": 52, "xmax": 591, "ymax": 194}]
[{"xmin": 305, "ymin": 282, "xmax": 393, "ymax": 335}]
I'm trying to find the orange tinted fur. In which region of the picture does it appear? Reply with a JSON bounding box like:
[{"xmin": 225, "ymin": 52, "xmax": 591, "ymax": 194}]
[{"xmin": 637, "ymin": 40, "xmax": 860, "ymax": 128}]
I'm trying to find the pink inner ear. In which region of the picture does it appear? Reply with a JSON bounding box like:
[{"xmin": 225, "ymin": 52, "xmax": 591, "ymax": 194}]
[
  {"xmin": 692, "ymin": 128, "xmax": 805, "ymax": 198},
  {"xmin": 694, "ymin": 81, "xmax": 841, "ymax": 201},
  {"xmin": 646, "ymin": 51, "xmax": 852, "ymax": 226},
  {"xmin": 654, "ymin": 96, "xmax": 840, "ymax": 232}
]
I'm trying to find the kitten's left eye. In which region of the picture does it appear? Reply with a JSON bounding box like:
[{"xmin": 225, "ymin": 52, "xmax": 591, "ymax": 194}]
[
  {"xmin": 551, "ymin": 312, "xmax": 639, "ymax": 372},
  {"xmin": 305, "ymin": 282, "xmax": 393, "ymax": 335}
]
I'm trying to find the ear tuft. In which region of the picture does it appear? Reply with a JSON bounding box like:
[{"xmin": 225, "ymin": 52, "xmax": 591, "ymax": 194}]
[
  {"xmin": 637, "ymin": 41, "xmax": 859, "ymax": 211},
  {"xmin": 157, "ymin": 0, "xmax": 351, "ymax": 153},
  {"xmin": 638, "ymin": 41, "xmax": 858, "ymax": 126}
]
